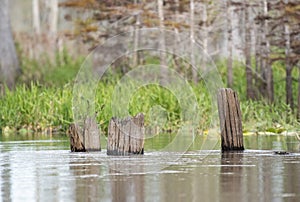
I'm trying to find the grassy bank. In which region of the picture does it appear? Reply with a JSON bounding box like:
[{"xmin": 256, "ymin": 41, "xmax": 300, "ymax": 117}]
[
  {"xmin": 0, "ymin": 56, "xmax": 299, "ymax": 135},
  {"xmin": 0, "ymin": 80, "xmax": 298, "ymax": 135}
]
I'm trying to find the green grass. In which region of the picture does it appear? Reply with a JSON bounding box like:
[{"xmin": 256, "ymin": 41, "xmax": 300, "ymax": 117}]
[
  {"xmin": 0, "ymin": 80, "xmax": 298, "ymax": 135},
  {"xmin": 0, "ymin": 83, "xmax": 73, "ymax": 133},
  {"xmin": 0, "ymin": 55, "xmax": 299, "ymax": 135}
]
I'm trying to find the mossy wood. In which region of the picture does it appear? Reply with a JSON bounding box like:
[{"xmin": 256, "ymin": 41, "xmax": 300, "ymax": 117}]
[
  {"xmin": 107, "ymin": 113, "xmax": 145, "ymax": 155},
  {"xmin": 217, "ymin": 88, "xmax": 244, "ymax": 151},
  {"xmin": 69, "ymin": 116, "xmax": 101, "ymax": 152}
]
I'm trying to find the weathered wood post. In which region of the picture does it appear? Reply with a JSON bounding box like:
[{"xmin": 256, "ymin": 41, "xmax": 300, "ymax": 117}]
[
  {"xmin": 69, "ymin": 116, "xmax": 101, "ymax": 152},
  {"xmin": 217, "ymin": 88, "xmax": 244, "ymax": 151},
  {"xmin": 107, "ymin": 113, "xmax": 144, "ymax": 155}
]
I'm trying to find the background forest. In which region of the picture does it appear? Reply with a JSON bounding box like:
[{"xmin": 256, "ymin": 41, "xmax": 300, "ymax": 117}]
[{"xmin": 0, "ymin": 0, "xmax": 299, "ymax": 135}]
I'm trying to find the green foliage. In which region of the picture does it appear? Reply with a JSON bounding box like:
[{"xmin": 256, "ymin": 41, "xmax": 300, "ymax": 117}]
[
  {"xmin": 0, "ymin": 83, "xmax": 73, "ymax": 132},
  {"xmin": 241, "ymin": 99, "xmax": 298, "ymax": 133},
  {"xmin": 18, "ymin": 49, "xmax": 84, "ymax": 87},
  {"xmin": 128, "ymin": 84, "xmax": 184, "ymax": 131},
  {"xmin": 1, "ymin": 55, "xmax": 299, "ymax": 134}
]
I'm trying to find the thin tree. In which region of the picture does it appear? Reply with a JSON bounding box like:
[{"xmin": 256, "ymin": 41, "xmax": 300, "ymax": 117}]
[
  {"xmin": 284, "ymin": 0, "xmax": 294, "ymax": 109},
  {"xmin": 190, "ymin": 0, "xmax": 197, "ymax": 83},
  {"xmin": 262, "ymin": 0, "xmax": 273, "ymax": 102},
  {"xmin": 47, "ymin": 0, "xmax": 58, "ymax": 34},
  {"xmin": 201, "ymin": 1, "xmax": 208, "ymax": 73},
  {"xmin": 243, "ymin": 0, "xmax": 255, "ymax": 99},
  {"xmin": 172, "ymin": 0, "xmax": 181, "ymax": 72},
  {"xmin": 0, "ymin": 0, "xmax": 21, "ymax": 89},
  {"xmin": 133, "ymin": 0, "xmax": 141, "ymax": 67},
  {"xmin": 226, "ymin": 0, "xmax": 233, "ymax": 88},
  {"xmin": 158, "ymin": 0, "xmax": 167, "ymax": 69},
  {"xmin": 298, "ymin": 63, "xmax": 300, "ymax": 119},
  {"xmin": 32, "ymin": 0, "xmax": 41, "ymax": 35},
  {"xmin": 44, "ymin": 0, "xmax": 59, "ymax": 56}
]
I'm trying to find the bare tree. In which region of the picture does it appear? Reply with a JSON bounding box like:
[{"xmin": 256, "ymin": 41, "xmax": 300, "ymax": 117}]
[
  {"xmin": 44, "ymin": 0, "xmax": 59, "ymax": 57},
  {"xmin": 0, "ymin": 0, "xmax": 21, "ymax": 89},
  {"xmin": 261, "ymin": 0, "xmax": 273, "ymax": 102},
  {"xmin": 226, "ymin": 0, "xmax": 233, "ymax": 88},
  {"xmin": 132, "ymin": 1, "xmax": 141, "ymax": 67},
  {"xmin": 243, "ymin": 1, "xmax": 255, "ymax": 99},
  {"xmin": 298, "ymin": 64, "xmax": 300, "ymax": 119},
  {"xmin": 46, "ymin": 0, "xmax": 58, "ymax": 34},
  {"xmin": 32, "ymin": 0, "xmax": 41, "ymax": 35},
  {"xmin": 172, "ymin": 0, "xmax": 181, "ymax": 72},
  {"xmin": 158, "ymin": 0, "xmax": 167, "ymax": 69},
  {"xmin": 190, "ymin": 0, "xmax": 197, "ymax": 83},
  {"xmin": 284, "ymin": 0, "xmax": 294, "ymax": 109},
  {"xmin": 201, "ymin": 1, "xmax": 208, "ymax": 71}
]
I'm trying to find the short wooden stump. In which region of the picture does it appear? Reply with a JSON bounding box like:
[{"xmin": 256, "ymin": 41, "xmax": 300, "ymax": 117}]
[{"xmin": 107, "ymin": 113, "xmax": 145, "ymax": 155}]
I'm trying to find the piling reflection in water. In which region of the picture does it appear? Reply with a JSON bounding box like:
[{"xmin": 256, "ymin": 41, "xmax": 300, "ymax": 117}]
[
  {"xmin": 109, "ymin": 161, "xmax": 145, "ymax": 202},
  {"xmin": 69, "ymin": 157, "xmax": 103, "ymax": 201},
  {"xmin": 220, "ymin": 152, "xmax": 245, "ymax": 201}
]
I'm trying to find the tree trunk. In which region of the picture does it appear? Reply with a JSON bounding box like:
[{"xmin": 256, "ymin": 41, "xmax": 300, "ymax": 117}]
[
  {"xmin": 173, "ymin": 0, "xmax": 181, "ymax": 72},
  {"xmin": 255, "ymin": 20, "xmax": 267, "ymax": 99},
  {"xmin": 190, "ymin": 0, "xmax": 197, "ymax": 83},
  {"xmin": 226, "ymin": 0, "xmax": 233, "ymax": 88},
  {"xmin": 255, "ymin": 20, "xmax": 262, "ymax": 91},
  {"xmin": 32, "ymin": 0, "xmax": 40, "ymax": 35},
  {"xmin": 45, "ymin": 0, "xmax": 58, "ymax": 57},
  {"xmin": 132, "ymin": 13, "xmax": 140, "ymax": 67},
  {"xmin": 0, "ymin": 0, "xmax": 21, "ymax": 89},
  {"xmin": 298, "ymin": 65, "xmax": 300, "ymax": 120},
  {"xmin": 244, "ymin": 2, "xmax": 255, "ymax": 99},
  {"xmin": 46, "ymin": 0, "xmax": 58, "ymax": 34},
  {"xmin": 263, "ymin": 0, "xmax": 274, "ymax": 102},
  {"xmin": 284, "ymin": 0, "xmax": 293, "ymax": 109},
  {"xmin": 286, "ymin": 66, "xmax": 293, "ymax": 109},
  {"xmin": 202, "ymin": 2, "xmax": 208, "ymax": 72},
  {"xmin": 297, "ymin": 65, "xmax": 300, "ymax": 121},
  {"xmin": 158, "ymin": 0, "xmax": 167, "ymax": 70}
]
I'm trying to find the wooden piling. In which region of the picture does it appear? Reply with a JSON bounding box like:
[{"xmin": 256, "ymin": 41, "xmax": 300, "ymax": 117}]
[
  {"xmin": 107, "ymin": 113, "xmax": 144, "ymax": 155},
  {"xmin": 217, "ymin": 88, "xmax": 244, "ymax": 151},
  {"xmin": 69, "ymin": 116, "xmax": 101, "ymax": 152}
]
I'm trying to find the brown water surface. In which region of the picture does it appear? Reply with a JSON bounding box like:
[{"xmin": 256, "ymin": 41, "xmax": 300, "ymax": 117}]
[{"xmin": 0, "ymin": 134, "xmax": 299, "ymax": 202}]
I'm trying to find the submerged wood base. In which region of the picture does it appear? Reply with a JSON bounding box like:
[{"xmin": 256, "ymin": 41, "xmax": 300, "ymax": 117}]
[
  {"xmin": 217, "ymin": 88, "xmax": 244, "ymax": 151},
  {"xmin": 69, "ymin": 116, "xmax": 101, "ymax": 152},
  {"xmin": 69, "ymin": 123, "xmax": 85, "ymax": 152},
  {"xmin": 107, "ymin": 113, "xmax": 145, "ymax": 155}
]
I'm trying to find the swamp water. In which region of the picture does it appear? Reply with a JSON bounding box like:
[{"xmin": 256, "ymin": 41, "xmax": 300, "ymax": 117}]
[{"xmin": 0, "ymin": 133, "xmax": 300, "ymax": 202}]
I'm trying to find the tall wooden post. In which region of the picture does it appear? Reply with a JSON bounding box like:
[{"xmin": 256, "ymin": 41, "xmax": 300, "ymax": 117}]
[
  {"xmin": 107, "ymin": 113, "xmax": 145, "ymax": 155},
  {"xmin": 217, "ymin": 88, "xmax": 244, "ymax": 151}
]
